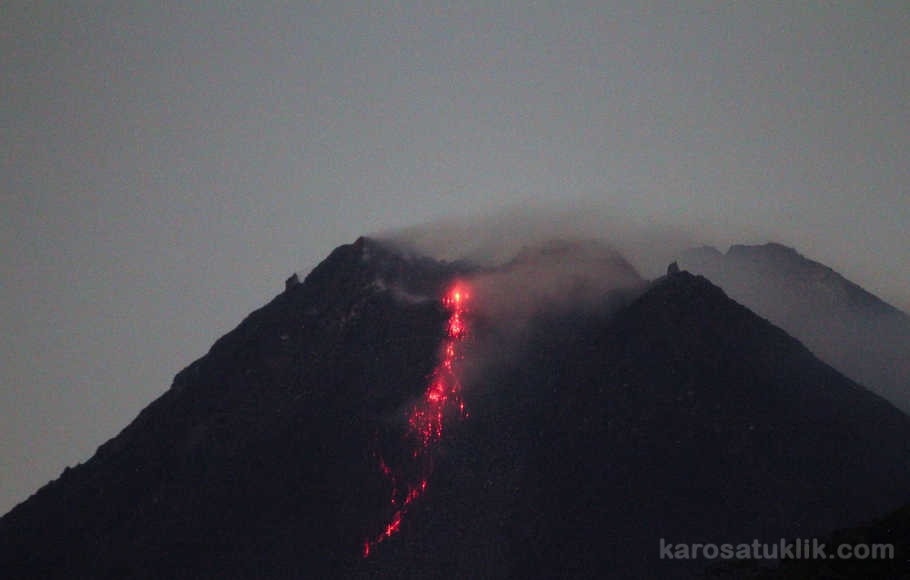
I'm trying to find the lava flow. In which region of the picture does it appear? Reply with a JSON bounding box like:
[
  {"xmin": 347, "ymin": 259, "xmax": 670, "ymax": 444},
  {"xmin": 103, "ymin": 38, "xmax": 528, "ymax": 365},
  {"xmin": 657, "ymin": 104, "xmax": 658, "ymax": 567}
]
[{"xmin": 363, "ymin": 283, "xmax": 471, "ymax": 557}]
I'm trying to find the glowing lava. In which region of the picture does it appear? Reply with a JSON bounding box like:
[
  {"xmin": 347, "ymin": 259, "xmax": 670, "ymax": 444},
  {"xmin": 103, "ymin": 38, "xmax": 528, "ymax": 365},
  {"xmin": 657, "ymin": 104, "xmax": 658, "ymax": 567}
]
[{"xmin": 363, "ymin": 283, "xmax": 471, "ymax": 557}]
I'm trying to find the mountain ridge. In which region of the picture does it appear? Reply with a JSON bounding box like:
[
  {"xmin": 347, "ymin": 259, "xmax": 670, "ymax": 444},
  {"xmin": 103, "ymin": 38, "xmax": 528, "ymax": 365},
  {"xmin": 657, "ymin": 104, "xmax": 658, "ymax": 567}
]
[
  {"xmin": 2, "ymin": 238, "xmax": 909, "ymax": 578},
  {"xmin": 680, "ymin": 242, "xmax": 910, "ymax": 414}
]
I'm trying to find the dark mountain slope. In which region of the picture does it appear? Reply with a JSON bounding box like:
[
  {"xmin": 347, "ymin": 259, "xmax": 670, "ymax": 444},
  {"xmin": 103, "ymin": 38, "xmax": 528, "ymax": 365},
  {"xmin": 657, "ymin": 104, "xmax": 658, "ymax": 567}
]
[
  {"xmin": 680, "ymin": 243, "xmax": 910, "ymax": 413},
  {"xmin": 2, "ymin": 241, "xmax": 909, "ymax": 579},
  {"xmin": 352, "ymin": 271, "xmax": 910, "ymax": 579},
  {"xmin": 0, "ymin": 237, "xmax": 464, "ymax": 578},
  {"xmin": 536, "ymin": 271, "xmax": 910, "ymax": 577}
]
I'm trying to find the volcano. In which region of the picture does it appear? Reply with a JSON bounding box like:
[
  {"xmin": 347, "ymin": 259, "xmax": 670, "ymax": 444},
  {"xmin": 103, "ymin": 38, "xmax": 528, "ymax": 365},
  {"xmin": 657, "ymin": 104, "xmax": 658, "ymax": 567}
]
[{"xmin": 2, "ymin": 237, "xmax": 909, "ymax": 579}]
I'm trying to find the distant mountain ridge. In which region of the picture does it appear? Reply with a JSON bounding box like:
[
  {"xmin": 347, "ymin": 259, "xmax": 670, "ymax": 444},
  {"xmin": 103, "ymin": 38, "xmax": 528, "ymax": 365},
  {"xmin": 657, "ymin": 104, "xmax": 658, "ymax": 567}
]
[
  {"xmin": 2, "ymin": 237, "xmax": 908, "ymax": 578},
  {"xmin": 680, "ymin": 242, "xmax": 910, "ymax": 414}
]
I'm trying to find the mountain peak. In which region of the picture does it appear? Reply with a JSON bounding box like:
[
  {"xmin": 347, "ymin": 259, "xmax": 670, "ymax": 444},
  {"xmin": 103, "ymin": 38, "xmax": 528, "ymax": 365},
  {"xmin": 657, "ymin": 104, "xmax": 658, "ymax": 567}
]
[
  {"xmin": 679, "ymin": 241, "xmax": 910, "ymax": 413},
  {"xmin": 3, "ymin": 238, "xmax": 909, "ymax": 578},
  {"xmin": 727, "ymin": 241, "xmax": 800, "ymax": 258}
]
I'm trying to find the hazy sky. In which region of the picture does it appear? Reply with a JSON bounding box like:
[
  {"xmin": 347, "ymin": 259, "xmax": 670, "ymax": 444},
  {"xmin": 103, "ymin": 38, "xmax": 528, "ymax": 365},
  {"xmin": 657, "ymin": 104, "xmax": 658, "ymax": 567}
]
[{"xmin": 2, "ymin": 1, "xmax": 908, "ymax": 515}]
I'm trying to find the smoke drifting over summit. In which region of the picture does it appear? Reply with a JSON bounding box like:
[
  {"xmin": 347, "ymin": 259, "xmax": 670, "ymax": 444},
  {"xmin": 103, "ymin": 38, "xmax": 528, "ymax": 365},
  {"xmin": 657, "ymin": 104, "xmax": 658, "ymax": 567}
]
[
  {"xmin": 379, "ymin": 209, "xmax": 668, "ymax": 337},
  {"xmin": 378, "ymin": 207, "xmax": 910, "ymax": 416},
  {"xmin": 465, "ymin": 239, "xmax": 644, "ymax": 320},
  {"xmin": 379, "ymin": 204, "xmax": 909, "ymax": 314},
  {"xmin": 379, "ymin": 205, "xmax": 703, "ymax": 278}
]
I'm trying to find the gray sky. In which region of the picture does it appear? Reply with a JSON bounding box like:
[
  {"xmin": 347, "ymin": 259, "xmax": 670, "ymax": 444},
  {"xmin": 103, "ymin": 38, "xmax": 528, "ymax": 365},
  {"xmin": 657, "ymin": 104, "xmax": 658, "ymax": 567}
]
[{"xmin": 2, "ymin": 1, "xmax": 908, "ymax": 515}]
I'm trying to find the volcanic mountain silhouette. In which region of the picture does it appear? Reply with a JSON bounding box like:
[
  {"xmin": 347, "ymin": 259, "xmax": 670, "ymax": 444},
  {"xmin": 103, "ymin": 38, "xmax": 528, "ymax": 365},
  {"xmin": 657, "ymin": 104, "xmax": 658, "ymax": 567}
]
[
  {"xmin": 680, "ymin": 242, "xmax": 910, "ymax": 414},
  {"xmin": 2, "ymin": 237, "xmax": 909, "ymax": 579}
]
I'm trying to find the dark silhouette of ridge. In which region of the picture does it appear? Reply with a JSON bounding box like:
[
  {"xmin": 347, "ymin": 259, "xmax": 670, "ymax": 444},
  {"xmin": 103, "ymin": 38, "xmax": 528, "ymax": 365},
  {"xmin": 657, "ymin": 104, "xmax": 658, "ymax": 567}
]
[
  {"xmin": 0, "ymin": 237, "xmax": 462, "ymax": 578},
  {"xmin": 2, "ymin": 240, "xmax": 908, "ymax": 579},
  {"xmin": 680, "ymin": 242, "xmax": 910, "ymax": 414}
]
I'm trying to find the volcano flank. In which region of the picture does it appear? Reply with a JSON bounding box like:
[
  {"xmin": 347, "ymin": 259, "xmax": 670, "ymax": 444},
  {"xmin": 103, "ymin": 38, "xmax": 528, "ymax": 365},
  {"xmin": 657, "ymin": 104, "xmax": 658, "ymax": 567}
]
[{"xmin": 2, "ymin": 237, "xmax": 909, "ymax": 579}]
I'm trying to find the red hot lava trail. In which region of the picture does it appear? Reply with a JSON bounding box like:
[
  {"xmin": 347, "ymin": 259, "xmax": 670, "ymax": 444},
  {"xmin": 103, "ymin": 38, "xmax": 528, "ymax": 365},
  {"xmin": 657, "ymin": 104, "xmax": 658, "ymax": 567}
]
[{"xmin": 363, "ymin": 283, "xmax": 471, "ymax": 557}]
